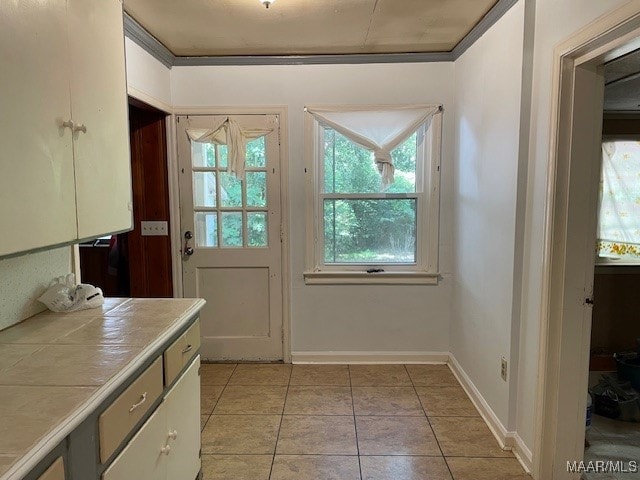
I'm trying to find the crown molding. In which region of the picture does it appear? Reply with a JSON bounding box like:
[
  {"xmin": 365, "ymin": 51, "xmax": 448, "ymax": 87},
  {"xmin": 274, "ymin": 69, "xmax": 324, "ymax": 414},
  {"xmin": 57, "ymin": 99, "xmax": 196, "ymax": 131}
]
[
  {"xmin": 124, "ymin": 0, "xmax": 519, "ymax": 68},
  {"xmin": 123, "ymin": 12, "xmax": 175, "ymax": 68},
  {"xmin": 451, "ymin": 0, "xmax": 520, "ymax": 59}
]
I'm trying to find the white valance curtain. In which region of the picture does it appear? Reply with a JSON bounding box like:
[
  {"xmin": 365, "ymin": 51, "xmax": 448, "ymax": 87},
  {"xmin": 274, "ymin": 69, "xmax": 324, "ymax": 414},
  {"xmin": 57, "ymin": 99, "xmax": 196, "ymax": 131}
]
[
  {"xmin": 597, "ymin": 140, "xmax": 640, "ymax": 258},
  {"xmin": 186, "ymin": 117, "xmax": 272, "ymax": 180},
  {"xmin": 305, "ymin": 104, "xmax": 442, "ymax": 189}
]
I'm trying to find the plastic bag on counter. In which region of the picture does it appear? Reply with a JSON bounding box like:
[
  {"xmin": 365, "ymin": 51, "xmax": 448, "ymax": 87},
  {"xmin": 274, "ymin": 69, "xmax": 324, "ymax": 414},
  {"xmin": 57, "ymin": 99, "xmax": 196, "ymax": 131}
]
[{"xmin": 38, "ymin": 273, "xmax": 104, "ymax": 312}]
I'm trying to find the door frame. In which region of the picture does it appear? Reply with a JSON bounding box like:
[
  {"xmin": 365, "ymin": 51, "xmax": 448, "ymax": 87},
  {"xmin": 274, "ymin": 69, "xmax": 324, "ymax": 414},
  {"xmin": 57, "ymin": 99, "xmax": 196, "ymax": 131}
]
[
  {"xmin": 534, "ymin": 4, "xmax": 640, "ymax": 478},
  {"xmin": 168, "ymin": 105, "xmax": 291, "ymax": 363}
]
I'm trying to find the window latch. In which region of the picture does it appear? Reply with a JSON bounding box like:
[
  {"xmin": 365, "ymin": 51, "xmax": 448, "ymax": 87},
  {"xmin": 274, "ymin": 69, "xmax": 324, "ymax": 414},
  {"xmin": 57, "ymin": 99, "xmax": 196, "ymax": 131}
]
[{"xmin": 366, "ymin": 268, "xmax": 385, "ymax": 274}]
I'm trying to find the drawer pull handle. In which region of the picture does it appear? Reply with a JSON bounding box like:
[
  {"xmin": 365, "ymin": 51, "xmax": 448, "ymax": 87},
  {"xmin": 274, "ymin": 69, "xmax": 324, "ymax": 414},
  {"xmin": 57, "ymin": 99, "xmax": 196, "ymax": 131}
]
[
  {"xmin": 160, "ymin": 445, "xmax": 171, "ymax": 455},
  {"xmin": 182, "ymin": 344, "xmax": 193, "ymax": 354},
  {"xmin": 168, "ymin": 429, "xmax": 178, "ymax": 440},
  {"xmin": 129, "ymin": 392, "xmax": 147, "ymax": 413}
]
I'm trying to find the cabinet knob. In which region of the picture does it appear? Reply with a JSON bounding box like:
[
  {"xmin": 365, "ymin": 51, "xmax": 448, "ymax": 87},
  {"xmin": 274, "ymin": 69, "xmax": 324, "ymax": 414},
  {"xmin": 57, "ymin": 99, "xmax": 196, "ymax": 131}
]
[
  {"xmin": 62, "ymin": 120, "xmax": 75, "ymax": 130},
  {"xmin": 160, "ymin": 445, "xmax": 171, "ymax": 455},
  {"xmin": 168, "ymin": 429, "xmax": 178, "ymax": 440},
  {"xmin": 74, "ymin": 123, "xmax": 87, "ymax": 134}
]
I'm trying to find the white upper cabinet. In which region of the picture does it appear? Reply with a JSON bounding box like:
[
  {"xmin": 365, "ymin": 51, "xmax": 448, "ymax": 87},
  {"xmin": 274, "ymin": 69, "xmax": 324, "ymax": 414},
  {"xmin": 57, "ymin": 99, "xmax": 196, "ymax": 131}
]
[
  {"xmin": 0, "ymin": 0, "xmax": 132, "ymax": 257},
  {"xmin": 0, "ymin": 0, "xmax": 77, "ymax": 256},
  {"xmin": 68, "ymin": 0, "xmax": 132, "ymax": 240}
]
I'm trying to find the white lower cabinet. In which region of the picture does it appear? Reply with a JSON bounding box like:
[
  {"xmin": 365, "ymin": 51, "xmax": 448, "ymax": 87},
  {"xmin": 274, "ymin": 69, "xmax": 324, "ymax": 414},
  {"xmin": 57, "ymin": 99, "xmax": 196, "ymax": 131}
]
[
  {"xmin": 102, "ymin": 356, "xmax": 201, "ymax": 480},
  {"xmin": 165, "ymin": 355, "xmax": 201, "ymax": 480}
]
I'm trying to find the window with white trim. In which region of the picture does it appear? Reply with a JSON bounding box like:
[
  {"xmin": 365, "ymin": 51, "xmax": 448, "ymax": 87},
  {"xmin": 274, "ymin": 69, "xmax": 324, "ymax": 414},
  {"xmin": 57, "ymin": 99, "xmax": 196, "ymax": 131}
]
[{"xmin": 304, "ymin": 105, "xmax": 442, "ymax": 285}]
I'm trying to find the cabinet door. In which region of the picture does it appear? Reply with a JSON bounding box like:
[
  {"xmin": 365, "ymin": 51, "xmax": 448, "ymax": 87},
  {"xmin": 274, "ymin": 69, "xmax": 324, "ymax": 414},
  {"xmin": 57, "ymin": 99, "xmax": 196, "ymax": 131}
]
[
  {"xmin": 67, "ymin": 0, "xmax": 132, "ymax": 240},
  {"xmin": 0, "ymin": 0, "xmax": 77, "ymax": 256},
  {"xmin": 101, "ymin": 406, "xmax": 167, "ymax": 480},
  {"xmin": 164, "ymin": 355, "xmax": 201, "ymax": 480}
]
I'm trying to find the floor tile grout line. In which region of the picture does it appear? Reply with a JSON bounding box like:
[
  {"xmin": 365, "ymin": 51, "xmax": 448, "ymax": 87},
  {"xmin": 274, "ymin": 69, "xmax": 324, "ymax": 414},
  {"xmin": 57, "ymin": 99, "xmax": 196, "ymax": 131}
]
[
  {"xmin": 207, "ymin": 363, "xmax": 238, "ymax": 416},
  {"xmin": 405, "ymin": 364, "xmax": 455, "ymax": 479},
  {"xmin": 348, "ymin": 364, "xmax": 364, "ymax": 480},
  {"xmin": 267, "ymin": 364, "xmax": 292, "ymax": 479}
]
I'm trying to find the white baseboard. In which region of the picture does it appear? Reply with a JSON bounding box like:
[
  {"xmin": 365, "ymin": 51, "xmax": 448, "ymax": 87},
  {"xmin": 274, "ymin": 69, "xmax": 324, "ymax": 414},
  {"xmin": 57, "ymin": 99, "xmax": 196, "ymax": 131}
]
[
  {"xmin": 448, "ymin": 354, "xmax": 533, "ymax": 474},
  {"xmin": 512, "ymin": 432, "xmax": 533, "ymax": 473},
  {"xmin": 291, "ymin": 351, "xmax": 450, "ymax": 364}
]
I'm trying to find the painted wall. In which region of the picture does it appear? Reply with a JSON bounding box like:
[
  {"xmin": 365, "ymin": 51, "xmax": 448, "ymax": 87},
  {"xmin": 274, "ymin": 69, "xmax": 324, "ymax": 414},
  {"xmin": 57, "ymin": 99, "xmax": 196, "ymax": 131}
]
[
  {"xmin": 171, "ymin": 63, "xmax": 455, "ymax": 354},
  {"xmin": 451, "ymin": 0, "xmax": 525, "ymax": 429},
  {"xmin": 0, "ymin": 247, "xmax": 72, "ymax": 330},
  {"xmin": 124, "ymin": 38, "xmax": 172, "ymax": 111},
  {"xmin": 516, "ymin": 0, "xmax": 630, "ymax": 452}
]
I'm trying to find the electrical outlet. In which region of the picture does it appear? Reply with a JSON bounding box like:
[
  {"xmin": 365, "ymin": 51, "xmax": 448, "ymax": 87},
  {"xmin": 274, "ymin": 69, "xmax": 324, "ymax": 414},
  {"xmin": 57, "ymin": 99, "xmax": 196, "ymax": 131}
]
[
  {"xmin": 140, "ymin": 220, "xmax": 169, "ymax": 236},
  {"xmin": 501, "ymin": 357, "xmax": 508, "ymax": 381}
]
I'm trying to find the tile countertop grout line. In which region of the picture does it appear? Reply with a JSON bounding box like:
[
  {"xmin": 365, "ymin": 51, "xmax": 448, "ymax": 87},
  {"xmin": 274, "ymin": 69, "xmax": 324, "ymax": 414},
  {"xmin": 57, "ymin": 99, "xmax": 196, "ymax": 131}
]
[{"xmin": 0, "ymin": 298, "xmax": 206, "ymax": 480}]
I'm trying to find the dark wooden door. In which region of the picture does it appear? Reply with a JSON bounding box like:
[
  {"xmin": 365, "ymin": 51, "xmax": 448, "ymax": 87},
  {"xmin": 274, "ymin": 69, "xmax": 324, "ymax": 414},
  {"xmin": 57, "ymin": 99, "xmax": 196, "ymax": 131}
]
[{"xmin": 127, "ymin": 102, "xmax": 173, "ymax": 297}]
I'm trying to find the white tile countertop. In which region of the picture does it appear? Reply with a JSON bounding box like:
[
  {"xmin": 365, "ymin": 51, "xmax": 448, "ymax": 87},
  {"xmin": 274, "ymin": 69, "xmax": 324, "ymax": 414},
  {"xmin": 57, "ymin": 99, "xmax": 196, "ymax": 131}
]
[{"xmin": 0, "ymin": 297, "xmax": 205, "ymax": 480}]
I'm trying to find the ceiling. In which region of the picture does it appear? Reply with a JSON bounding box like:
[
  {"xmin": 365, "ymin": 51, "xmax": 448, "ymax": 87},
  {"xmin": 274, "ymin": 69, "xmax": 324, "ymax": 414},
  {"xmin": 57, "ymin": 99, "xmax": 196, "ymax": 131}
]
[
  {"xmin": 123, "ymin": 0, "xmax": 498, "ymax": 57},
  {"xmin": 604, "ymin": 49, "xmax": 640, "ymax": 111}
]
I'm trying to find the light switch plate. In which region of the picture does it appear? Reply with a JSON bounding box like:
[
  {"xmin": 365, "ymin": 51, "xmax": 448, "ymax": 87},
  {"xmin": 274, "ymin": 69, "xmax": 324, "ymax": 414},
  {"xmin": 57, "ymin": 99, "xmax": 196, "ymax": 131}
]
[{"xmin": 141, "ymin": 221, "xmax": 168, "ymax": 236}]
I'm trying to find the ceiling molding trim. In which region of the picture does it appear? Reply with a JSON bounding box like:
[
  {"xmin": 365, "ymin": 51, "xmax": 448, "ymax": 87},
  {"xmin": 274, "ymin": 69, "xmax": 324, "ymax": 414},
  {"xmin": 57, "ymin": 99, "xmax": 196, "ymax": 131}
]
[
  {"xmin": 123, "ymin": 12, "xmax": 175, "ymax": 69},
  {"xmin": 123, "ymin": 0, "xmax": 519, "ymax": 67},
  {"xmin": 451, "ymin": 0, "xmax": 520, "ymax": 60},
  {"xmin": 172, "ymin": 51, "xmax": 454, "ymax": 66}
]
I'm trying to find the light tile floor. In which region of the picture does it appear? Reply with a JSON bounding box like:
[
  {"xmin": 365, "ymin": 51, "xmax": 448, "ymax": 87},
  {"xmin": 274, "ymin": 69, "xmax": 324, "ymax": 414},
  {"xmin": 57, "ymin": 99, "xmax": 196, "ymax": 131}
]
[{"xmin": 199, "ymin": 363, "xmax": 530, "ymax": 480}]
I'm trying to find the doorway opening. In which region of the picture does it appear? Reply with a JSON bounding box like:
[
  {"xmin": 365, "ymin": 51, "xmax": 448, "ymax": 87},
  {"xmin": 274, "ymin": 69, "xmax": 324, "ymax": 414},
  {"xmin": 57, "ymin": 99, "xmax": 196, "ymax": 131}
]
[
  {"xmin": 584, "ymin": 72, "xmax": 640, "ymax": 475},
  {"xmin": 79, "ymin": 99, "xmax": 173, "ymax": 298},
  {"xmin": 535, "ymin": 6, "xmax": 640, "ymax": 479}
]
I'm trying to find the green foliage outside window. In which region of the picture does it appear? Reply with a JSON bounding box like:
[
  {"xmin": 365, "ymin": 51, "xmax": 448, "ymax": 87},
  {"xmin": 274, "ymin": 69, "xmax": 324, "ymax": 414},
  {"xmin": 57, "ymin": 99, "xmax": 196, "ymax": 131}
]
[{"xmin": 322, "ymin": 128, "xmax": 418, "ymax": 264}]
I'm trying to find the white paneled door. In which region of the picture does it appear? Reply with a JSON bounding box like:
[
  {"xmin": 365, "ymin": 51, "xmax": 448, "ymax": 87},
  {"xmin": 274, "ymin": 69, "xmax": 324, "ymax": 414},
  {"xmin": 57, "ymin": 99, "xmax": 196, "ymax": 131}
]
[{"xmin": 177, "ymin": 115, "xmax": 283, "ymax": 361}]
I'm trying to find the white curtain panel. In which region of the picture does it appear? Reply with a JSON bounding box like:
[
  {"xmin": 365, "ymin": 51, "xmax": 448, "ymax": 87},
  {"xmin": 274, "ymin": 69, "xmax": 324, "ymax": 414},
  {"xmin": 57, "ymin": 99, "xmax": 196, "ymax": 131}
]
[
  {"xmin": 186, "ymin": 117, "xmax": 272, "ymax": 180},
  {"xmin": 306, "ymin": 105, "xmax": 441, "ymax": 189},
  {"xmin": 597, "ymin": 140, "xmax": 640, "ymax": 258}
]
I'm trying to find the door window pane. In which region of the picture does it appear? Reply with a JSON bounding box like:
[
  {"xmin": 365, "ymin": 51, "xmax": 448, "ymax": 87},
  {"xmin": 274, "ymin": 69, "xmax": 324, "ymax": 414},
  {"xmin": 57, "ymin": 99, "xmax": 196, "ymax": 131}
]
[
  {"xmin": 191, "ymin": 142, "xmax": 215, "ymax": 168},
  {"xmin": 221, "ymin": 212, "xmax": 243, "ymax": 247},
  {"xmin": 193, "ymin": 172, "xmax": 216, "ymax": 207},
  {"xmin": 247, "ymin": 212, "xmax": 268, "ymax": 247},
  {"xmin": 246, "ymin": 172, "xmax": 267, "ymax": 207},
  {"xmin": 246, "ymin": 137, "xmax": 266, "ymax": 168},
  {"xmin": 195, "ymin": 212, "xmax": 218, "ymax": 247},
  {"xmin": 220, "ymin": 173, "xmax": 242, "ymax": 207},
  {"xmin": 323, "ymin": 198, "xmax": 416, "ymax": 263},
  {"xmin": 218, "ymin": 145, "xmax": 228, "ymax": 169}
]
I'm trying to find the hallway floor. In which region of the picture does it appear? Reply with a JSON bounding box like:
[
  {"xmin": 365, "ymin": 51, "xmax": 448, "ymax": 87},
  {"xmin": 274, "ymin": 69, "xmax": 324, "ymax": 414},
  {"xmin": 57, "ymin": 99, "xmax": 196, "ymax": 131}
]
[
  {"xmin": 199, "ymin": 363, "xmax": 529, "ymax": 480},
  {"xmin": 584, "ymin": 413, "xmax": 640, "ymax": 480}
]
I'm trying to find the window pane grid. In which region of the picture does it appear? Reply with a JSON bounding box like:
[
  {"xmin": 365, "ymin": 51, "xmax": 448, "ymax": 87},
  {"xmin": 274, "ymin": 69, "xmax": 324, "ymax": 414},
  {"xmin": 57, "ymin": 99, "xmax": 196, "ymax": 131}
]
[
  {"xmin": 315, "ymin": 121, "xmax": 428, "ymax": 268},
  {"xmin": 190, "ymin": 139, "xmax": 269, "ymax": 249}
]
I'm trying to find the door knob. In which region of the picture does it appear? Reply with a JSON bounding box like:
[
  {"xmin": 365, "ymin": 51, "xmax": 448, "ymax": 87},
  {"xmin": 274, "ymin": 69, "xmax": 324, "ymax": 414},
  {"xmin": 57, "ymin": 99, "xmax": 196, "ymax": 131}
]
[
  {"xmin": 184, "ymin": 246, "xmax": 194, "ymax": 256},
  {"xmin": 184, "ymin": 231, "xmax": 193, "ymax": 239}
]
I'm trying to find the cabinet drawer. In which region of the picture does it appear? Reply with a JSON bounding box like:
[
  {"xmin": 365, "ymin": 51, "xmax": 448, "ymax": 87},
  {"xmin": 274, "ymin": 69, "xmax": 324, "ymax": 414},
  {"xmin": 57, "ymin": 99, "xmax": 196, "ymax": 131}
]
[
  {"xmin": 38, "ymin": 457, "xmax": 65, "ymax": 480},
  {"xmin": 99, "ymin": 357, "xmax": 163, "ymax": 462},
  {"xmin": 101, "ymin": 404, "xmax": 167, "ymax": 480},
  {"xmin": 163, "ymin": 319, "xmax": 200, "ymax": 386}
]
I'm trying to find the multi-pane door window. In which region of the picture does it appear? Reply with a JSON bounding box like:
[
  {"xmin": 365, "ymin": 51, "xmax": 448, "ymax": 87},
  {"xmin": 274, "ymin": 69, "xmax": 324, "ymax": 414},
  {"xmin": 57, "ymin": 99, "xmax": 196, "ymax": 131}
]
[
  {"xmin": 191, "ymin": 137, "xmax": 269, "ymax": 248},
  {"xmin": 306, "ymin": 108, "xmax": 442, "ymax": 277}
]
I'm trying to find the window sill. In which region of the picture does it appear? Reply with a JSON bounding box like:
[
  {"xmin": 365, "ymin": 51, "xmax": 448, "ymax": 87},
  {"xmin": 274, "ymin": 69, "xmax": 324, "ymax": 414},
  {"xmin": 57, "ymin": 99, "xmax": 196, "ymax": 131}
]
[{"xmin": 303, "ymin": 271, "xmax": 439, "ymax": 285}]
